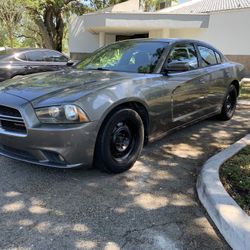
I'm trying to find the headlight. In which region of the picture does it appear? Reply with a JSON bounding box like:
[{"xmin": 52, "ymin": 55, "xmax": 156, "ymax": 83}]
[{"xmin": 35, "ymin": 105, "xmax": 89, "ymax": 124}]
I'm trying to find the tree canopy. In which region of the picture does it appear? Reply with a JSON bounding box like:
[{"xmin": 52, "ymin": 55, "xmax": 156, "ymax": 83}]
[{"xmin": 0, "ymin": 0, "xmax": 177, "ymax": 51}]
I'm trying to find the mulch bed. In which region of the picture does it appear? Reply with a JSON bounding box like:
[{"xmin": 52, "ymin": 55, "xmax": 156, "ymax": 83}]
[{"xmin": 220, "ymin": 146, "xmax": 250, "ymax": 216}]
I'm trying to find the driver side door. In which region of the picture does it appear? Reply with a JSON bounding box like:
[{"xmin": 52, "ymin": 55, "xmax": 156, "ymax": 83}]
[{"xmin": 165, "ymin": 43, "xmax": 210, "ymax": 124}]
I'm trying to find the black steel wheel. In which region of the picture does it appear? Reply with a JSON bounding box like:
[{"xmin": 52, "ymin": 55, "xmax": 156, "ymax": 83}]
[
  {"xmin": 95, "ymin": 108, "xmax": 144, "ymax": 173},
  {"xmin": 219, "ymin": 85, "xmax": 238, "ymax": 121}
]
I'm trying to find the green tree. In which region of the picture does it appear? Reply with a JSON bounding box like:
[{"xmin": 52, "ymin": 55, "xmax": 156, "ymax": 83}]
[
  {"xmin": 143, "ymin": 0, "xmax": 177, "ymax": 12},
  {"xmin": 0, "ymin": 0, "xmax": 23, "ymax": 47},
  {"xmin": 24, "ymin": 0, "xmax": 91, "ymax": 51},
  {"xmin": 89, "ymin": 0, "xmax": 127, "ymax": 10},
  {"xmin": 0, "ymin": 26, "xmax": 7, "ymax": 47}
]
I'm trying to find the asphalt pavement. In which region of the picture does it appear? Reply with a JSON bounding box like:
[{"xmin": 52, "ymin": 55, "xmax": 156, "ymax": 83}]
[{"xmin": 0, "ymin": 103, "xmax": 249, "ymax": 250}]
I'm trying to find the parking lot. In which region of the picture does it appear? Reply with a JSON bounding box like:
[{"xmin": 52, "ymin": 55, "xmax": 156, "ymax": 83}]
[{"xmin": 0, "ymin": 103, "xmax": 249, "ymax": 250}]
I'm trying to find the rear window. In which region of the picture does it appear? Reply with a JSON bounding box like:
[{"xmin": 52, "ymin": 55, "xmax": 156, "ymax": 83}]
[
  {"xmin": 25, "ymin": 51, "xmax": 46, "ymax": 62},
  {"xmin": 44, "ymin": 51, "xmax": 68, "ymax": 62},
  {"xmin": 215, "ymin": 52, "xmax": 222, "ymax": 64},
  {"xmin": 198, "ymin": 46, "xmax": 217, "ymax": 67},
  {"xmin": 17, "ymin": 53, "xmax": 27, "ymax": 61}
]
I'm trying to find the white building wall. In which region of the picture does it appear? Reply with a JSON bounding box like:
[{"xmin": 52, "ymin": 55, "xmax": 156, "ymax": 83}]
[
  {"xmin": 169, "ymin": 9, "xmax": 250, "ymax": 56},
  {"xmin": 69, "ymin": 15, "xmax": 99, "ymax": 54},
  {"xmin": 105, "ymin": 34, "xmax": 116, "ymax": 45},
  {"xmin": 149, "ymin": 29, "xmax": 170, "ymax": 38},
  {"xmin": 69, "ymin": 8, "xmax": 250, "ymax": 70}
]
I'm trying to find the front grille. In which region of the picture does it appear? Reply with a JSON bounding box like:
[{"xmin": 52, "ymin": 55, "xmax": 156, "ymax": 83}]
[
  {"xmin": 0, "ymin": 105, "xmax": 22, "ymax": 117},
  {"xmin": 0, "ymin": 106, "xmax": 27, "ymax": 134}
]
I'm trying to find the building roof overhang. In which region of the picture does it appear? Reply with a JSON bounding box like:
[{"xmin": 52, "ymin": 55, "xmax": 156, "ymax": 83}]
[{"xmin": 80, "ymin": 12, "xmax": 210, "ymax": 34}]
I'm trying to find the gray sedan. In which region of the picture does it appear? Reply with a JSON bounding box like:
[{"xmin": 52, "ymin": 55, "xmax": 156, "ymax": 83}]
[
  {"xmin": 0, "ymin": 39, "xmax": 245, "ymax": 173},
  {"xmin": 0, "ymin": 48, "xmax": 73, "ymax": 82}
]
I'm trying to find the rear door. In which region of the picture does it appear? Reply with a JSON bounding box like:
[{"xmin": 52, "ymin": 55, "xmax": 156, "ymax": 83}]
[
  {"xmin": 196, "ymin": 44, "xmax": 229, "ymax": 111},
  {"xmin": 166, "ymin": 43, "xmax": 209, "ymax": 123},
  {"xmin": 24, "ymin": 51, "xmax": 49, "ymax": 74},
  {"xmin": 43, "ymin": 50, "xmax": 69, "ymax": 70}
]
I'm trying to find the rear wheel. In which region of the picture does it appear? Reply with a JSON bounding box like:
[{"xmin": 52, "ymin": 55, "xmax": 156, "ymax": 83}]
[
  {"xmin": 95, "ymin": 108, "xmax": 144, "ymax": 173},
  {"xmin": 218, "ymin": 85, "xmax": 238, "ymax": 121}
]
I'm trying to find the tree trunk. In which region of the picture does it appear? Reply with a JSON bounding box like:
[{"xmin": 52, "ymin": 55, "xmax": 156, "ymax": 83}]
[
  {"xmin": 26, "ymin": 0, "xmax": 78, "ymax": 52},
  {"xmin": 54, "ymin": 12, "xmax": 64, "ymax": 52},
  {"xmin": 33, "ymin": 16, "xmax": 54, "ymax": 49},
  {"xmin": 7, "ymin": 25, "xmax": 14, "ymax": 48}
]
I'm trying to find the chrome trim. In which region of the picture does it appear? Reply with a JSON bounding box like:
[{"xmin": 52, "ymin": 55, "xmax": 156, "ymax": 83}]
[{"xmin": 0, "ymin": 114, "xmax": 24, "ymax": 122}]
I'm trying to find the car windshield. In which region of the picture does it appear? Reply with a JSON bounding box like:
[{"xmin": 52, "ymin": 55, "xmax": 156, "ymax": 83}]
[{"xmin": 76, "ymin": 41, "xmax": 167, "ymax": 73}]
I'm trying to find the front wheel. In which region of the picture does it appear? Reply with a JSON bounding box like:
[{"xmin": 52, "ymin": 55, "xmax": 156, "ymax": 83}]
[
  {"xmin": 95, "ymin": 108, "xmax": 144, "ymax": 173},
  {"xmin": 218, "ymin": 85, "xmax": 238, "ymax": 121}
]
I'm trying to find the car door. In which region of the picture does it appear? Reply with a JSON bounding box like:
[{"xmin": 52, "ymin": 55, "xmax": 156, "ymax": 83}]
[
  {"xmin": 24, "ymin": 50, "xmax": 48, "ymax": 74},
  {"xmin": 2, "ymin": 53, "xmax": 28, "ymax": 79},
  {"xmin": 196, "ymin": 45, "xmax": 229, "ymax": 111},
  {"xmin": 164, "ymin": 43, "xmax": 211, "ymax": 124},
  {"xmin": 43, "ymin": 50, "xmax": 70, "ymax": 70}
]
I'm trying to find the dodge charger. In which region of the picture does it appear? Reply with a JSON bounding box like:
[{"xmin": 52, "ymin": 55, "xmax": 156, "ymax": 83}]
[{"xmin": 0, "ymin": 39, "xmax": 245, "ymax": 173}]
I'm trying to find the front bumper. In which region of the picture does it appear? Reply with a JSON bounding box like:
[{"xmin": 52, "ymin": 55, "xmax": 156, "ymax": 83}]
[{"xmin": 0, "ymin": 93, "xmax": 98, "ymax": 168}]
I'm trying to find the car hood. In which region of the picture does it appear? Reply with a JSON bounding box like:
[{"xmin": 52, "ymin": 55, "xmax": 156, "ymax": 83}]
[{"xmin": 0, "ymin": 69, "xmax": 142, "ymax": 106}]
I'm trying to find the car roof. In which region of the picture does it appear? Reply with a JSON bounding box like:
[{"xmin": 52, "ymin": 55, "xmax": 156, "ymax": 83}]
[
  {"xmin": 115, "ymin": 38, "xmax": 222, "ymax": 54},
  {"xmin": 115, "ymin": 38, "xmax": 197, "ymax": 43},
  {"xmin": 0, "ymin": 48, "xmax": 62, "ymax": 56}
]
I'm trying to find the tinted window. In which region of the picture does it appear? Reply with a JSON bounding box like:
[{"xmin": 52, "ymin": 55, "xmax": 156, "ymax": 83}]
[
  {"xmin": 198, "ymin": 46, "xmax": 217, "ymax": 66},
  {"xmin": 17, "ymin": 53, "xmax": 27, "ymax": 61},
  {"xmin": 215, "ymin": 52, "xmax": 222, "ymax": 64},
  {"xmin": 167, "ymin": 44, "xmax": 198, "ymax": 70},
  {"xmin": 26, "ymin": 51, "xmax": 46, "ymax": 62},
  {"xmin": 76, "ymin": 41, "xmax": 167, "ymax": 73},
  {"xmin": 44, "ymin": 51, "xmax": 68, "ymax": 62}
]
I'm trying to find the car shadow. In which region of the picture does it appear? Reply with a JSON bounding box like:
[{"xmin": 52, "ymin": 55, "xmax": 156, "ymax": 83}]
[{"xmin": 0, "ymin": 105, "xmax": 249, "ymax": 249}]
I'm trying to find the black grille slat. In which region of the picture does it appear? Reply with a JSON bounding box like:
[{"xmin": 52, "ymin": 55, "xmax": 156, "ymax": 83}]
[
  {"xmin": 0, "ymin": 106, "xmax": 27, "ymax": 134},
  {"xmin": 0, "ymin": 105, "xmax": 22, "ymax": 117}
]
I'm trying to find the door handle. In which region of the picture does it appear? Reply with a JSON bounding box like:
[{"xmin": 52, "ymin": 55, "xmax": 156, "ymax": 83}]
[{"xmin": 24, "ymin": 66, "xmax": 33, "ymax": 70}]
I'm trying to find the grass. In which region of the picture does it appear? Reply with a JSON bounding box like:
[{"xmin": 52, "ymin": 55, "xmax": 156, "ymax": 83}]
[
  {"xmin": 220, "ymin": 146, "xmax": 250, "ymax": 215},
  {"xmin": 240, "ymin": 81, "xmax": 250, "ymax": 100}
]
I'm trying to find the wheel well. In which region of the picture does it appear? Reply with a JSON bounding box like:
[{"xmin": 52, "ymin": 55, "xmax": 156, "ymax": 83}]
[
  {"xmin": 231, "ymin": 80, "xmax": 240, "ymax": 96},
  {"xmin": 100, "ymin": 102, "xmax": 150, "ymax": 144}
]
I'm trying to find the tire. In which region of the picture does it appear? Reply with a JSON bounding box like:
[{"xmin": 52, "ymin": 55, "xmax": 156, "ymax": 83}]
[
  {"xmin": 95, "ymin": 108, "xmax": 144, "ymax": 173},
  {"xmin": 218, "ymin": 85, "xmax": 238, "ymax": 121}
]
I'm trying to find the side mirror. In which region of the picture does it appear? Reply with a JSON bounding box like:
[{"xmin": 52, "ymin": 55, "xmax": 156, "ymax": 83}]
[
  {"xmin": 66, "ymin": 60, "xmax": 75, "ymax": 66},
  {"xmin": 164, "ymin": 61, "xmax": 190, "ymax": 74}
]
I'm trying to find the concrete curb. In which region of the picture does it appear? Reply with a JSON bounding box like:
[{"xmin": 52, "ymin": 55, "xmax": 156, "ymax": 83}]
[
  {"xmin": 242, "ymin": 77, "xmax": 250, "ymax": 83},
  {"xmin": 238, "ymin": 100, "xmax": 250, "ymax": 105},
  {"xmin": 197, "ymin": 134, "xmax": 250, "ymax": 250}
]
